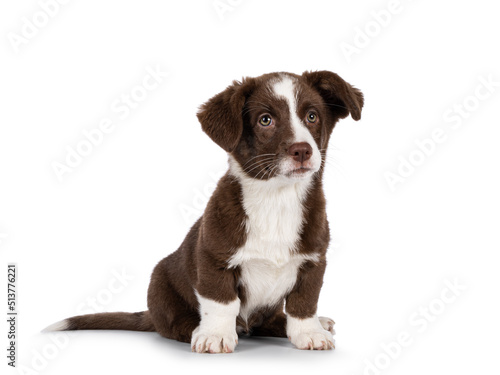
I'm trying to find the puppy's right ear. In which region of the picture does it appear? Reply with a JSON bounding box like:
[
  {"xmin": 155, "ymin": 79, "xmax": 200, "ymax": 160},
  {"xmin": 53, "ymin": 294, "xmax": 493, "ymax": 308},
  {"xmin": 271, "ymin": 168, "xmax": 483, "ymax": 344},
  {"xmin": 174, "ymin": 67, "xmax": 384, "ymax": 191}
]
[
  {"xmin": 302, "ymin": 70, "xmax": 364, "ymax": 121},
  {"xmin": 197, "ymin": 78, "xmax": 254, "ymax": 153}
]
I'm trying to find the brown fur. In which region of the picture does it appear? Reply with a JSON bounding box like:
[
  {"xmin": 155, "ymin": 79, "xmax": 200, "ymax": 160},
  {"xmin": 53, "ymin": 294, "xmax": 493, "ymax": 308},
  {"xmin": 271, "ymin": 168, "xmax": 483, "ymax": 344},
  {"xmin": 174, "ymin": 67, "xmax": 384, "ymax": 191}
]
[{"xmin": 53, "ymin": 70, "xmax": 363, "ymax": 346}]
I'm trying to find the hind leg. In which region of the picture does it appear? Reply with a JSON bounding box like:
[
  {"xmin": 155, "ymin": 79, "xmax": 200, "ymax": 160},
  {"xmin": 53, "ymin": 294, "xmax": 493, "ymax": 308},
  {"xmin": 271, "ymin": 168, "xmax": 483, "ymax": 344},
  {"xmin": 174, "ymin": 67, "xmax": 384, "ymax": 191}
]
[
  {"xmin": 148, "ymin": 288, "xmax": 199, "ymax": 343},
  {"xmin": 147, "ymin": 260, "xmax": 200, "ymax": 343}
]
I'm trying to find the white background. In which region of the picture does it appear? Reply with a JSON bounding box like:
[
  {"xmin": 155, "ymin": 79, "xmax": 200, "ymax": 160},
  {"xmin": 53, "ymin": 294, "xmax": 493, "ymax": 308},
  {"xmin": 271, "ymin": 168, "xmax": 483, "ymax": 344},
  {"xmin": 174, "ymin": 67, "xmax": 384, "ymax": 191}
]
[{"xmin": 1, "ymin": 0, "xmax": 499, "ymax": 374}]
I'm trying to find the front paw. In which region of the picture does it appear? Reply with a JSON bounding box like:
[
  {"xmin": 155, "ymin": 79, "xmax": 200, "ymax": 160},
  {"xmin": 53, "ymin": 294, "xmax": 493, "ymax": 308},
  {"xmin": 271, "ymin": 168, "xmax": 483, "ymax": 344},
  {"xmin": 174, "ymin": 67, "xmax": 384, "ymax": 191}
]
[
  {"xmin": 289, "ymin": 329, "xmax": 335, "ymax": 350},
  {"xmin": 287, "ymin": 315, "xmax": 335, "ymax": 350},
  {"xmin": 191, "ymin": 326, "xmax": 238, "ymax": 354}
]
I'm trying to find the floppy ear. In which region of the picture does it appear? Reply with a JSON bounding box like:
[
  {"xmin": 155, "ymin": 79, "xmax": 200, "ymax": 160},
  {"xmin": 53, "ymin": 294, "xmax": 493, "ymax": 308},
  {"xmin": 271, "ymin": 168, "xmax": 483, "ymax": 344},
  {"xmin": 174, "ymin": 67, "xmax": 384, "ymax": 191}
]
[
  {"xmin": 302, "ymin": 70, "xmax": 364, "ymax": 121},
  {"xmin": 197, "ymin": 78, "xmax": 254, "ymax": 153}
]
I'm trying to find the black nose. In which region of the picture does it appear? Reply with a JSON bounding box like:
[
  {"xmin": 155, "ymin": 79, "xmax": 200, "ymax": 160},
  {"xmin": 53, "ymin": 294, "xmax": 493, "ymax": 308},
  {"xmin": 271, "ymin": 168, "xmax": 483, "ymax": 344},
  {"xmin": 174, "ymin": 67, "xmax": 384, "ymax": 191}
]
[{"xmin": 288, "ymin": 142, "xmax": 313, "ymax": 163}]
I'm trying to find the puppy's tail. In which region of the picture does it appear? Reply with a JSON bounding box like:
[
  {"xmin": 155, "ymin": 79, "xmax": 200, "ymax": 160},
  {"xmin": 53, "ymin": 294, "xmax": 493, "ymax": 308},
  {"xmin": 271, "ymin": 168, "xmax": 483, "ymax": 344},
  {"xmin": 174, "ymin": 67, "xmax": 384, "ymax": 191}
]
[{"xmin": 42, "ymin": 311, "xmax": 155, "ymax": 332}]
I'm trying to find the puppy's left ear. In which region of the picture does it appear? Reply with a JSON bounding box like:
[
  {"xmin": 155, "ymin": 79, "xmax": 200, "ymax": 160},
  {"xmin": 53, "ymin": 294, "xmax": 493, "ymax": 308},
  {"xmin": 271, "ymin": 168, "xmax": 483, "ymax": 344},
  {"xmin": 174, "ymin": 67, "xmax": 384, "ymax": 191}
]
[
  {"xmin": 302, "ymin": 70, "xmax": 364, "ymax": 121},
  {"xmin": 197, "ymin": 78, "xmax": 254, "ymax": 153}
]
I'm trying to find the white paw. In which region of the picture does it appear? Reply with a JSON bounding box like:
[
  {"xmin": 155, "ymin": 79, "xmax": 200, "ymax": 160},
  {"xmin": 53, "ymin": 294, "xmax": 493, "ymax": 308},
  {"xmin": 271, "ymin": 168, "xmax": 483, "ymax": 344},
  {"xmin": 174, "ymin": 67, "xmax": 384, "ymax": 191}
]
[
  {"xmin": 191, "ymin": 326, "xmax": 238, "ymax": 354},
  {"xmin": 289, "ymin": 329, "xmax": 335, "ymax": 350},
  {"xmin": 287, "ymin": 315, "xmax": 335, "ymax": 350},
  {"xmin": 319, "ymin": 316, "xmax": 336, "ymax": 335}
]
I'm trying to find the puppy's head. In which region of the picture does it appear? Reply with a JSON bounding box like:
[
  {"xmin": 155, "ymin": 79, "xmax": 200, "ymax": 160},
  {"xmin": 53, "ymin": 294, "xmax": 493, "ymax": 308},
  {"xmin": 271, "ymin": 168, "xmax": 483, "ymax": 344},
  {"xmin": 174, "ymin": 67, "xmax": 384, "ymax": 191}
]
[{"xmin": 197, "ymin": 71, "xmax": 363, "ymax": 181}]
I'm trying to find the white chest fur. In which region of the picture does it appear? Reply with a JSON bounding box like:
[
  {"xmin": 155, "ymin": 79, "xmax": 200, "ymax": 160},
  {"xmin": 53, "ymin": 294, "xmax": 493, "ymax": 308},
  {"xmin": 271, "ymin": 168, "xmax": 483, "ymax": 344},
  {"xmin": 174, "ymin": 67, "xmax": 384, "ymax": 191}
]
[{"xmin": 228, "ymin": 158, "xmax": 319, "ymax": 321}]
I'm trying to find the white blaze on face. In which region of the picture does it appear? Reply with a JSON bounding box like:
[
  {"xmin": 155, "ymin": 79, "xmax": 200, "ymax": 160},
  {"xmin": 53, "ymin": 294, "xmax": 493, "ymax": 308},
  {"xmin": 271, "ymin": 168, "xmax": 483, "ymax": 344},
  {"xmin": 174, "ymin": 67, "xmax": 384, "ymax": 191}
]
[{"xmin": 271, "ymin": 76, "xmax": 321, "ymax": 176}]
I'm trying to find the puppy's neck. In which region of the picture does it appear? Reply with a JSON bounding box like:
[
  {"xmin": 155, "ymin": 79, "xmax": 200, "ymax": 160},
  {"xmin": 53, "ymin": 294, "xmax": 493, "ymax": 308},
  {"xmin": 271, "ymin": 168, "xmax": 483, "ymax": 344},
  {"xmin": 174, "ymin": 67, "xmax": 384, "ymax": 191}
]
[{"xmin": 227, "ymin": 155, "xmax": 313, "ymax": 264}]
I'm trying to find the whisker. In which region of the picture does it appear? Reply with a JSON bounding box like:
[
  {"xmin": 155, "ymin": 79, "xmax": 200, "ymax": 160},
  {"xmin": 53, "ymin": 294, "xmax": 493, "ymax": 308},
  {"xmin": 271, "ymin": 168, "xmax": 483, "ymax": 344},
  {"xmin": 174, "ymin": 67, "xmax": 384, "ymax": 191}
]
[
  {"xmin": 242, "ymin": 153, "xmax": 276, "ymax": 168},
  {"xmin": 268, "ymin": 164, "xmax": 280, "ymax": 179},
  {"xmin": 254, "ymin": 161, "xmax": 275, "ymax": 180},
  {"xmin": 244, "ymin": 157, "xmax": 277, "ymax": 173},
  {"xmin": 322, "ymin": 159, "xmax": 349, "ymax": 179},
  {"xmin": 243, "ymin": 156, "xmax": 276, "ymax": 168},
  {"xmin": 262, "ymin": 163, "xmax": 278, "ymax": 180}
]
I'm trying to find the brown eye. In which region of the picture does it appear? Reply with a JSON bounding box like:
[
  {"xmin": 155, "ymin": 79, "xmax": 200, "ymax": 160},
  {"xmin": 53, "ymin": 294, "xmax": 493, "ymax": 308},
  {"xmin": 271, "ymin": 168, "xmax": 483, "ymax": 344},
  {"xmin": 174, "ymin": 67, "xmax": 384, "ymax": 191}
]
[
  {"xmin": 306, "ymin": 111, "xmax": 318, "ymax": 124},
  {"xmin": 259, "ymin": 114, "xmax": 273, "ymax": 127}
]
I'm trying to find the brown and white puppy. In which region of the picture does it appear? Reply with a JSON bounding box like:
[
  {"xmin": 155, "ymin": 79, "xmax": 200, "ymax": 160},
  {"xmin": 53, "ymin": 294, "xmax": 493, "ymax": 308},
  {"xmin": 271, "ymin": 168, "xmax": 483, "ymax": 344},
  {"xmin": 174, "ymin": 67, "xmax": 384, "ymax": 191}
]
[{"xmin": 44, "ymin": 70, "xmax": 363, "ymax": 353}]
